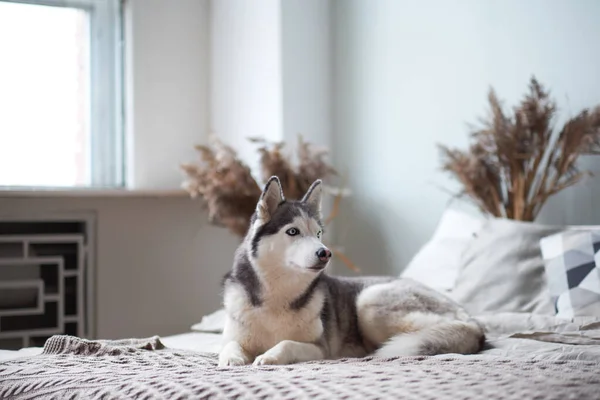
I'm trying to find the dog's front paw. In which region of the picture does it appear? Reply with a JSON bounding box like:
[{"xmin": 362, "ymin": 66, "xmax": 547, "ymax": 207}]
[
  {"xmin": 218, "ymin": 341, "xmax": 250, "ymax": 367},
  {"xmin": 218, "ymin": 354, "xmax": 248, "ymax": 367},
  {"xmin": 253, "ymin": 353, "xmax": 283, "ymax": 366}
]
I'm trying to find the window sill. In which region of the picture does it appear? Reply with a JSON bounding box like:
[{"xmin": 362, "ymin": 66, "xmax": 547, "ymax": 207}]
[{"xmin": 0, "ymin": 187, "xmax": 190, "ymax": 198}]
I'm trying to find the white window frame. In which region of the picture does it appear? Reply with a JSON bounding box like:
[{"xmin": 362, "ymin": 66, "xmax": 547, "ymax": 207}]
[{"xmin": 1, "ymin": 0, "xmax": 124, "ymax": 187}]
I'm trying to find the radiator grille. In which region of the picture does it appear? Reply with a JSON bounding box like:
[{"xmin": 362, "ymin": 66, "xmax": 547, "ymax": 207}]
[{"xmin": 0, "ymin": 216, "xmax": 94, "ymax": 350}]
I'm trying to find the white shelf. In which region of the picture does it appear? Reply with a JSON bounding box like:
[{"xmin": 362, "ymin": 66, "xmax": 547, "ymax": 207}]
[{"xmin": 0, "ymin": 187, "xmax": 190, "ymax": 198}]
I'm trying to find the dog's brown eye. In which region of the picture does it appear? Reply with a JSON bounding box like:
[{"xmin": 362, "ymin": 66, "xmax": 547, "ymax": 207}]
[
  {"xmin": 286, "ymin": 228, "xmax": 299, "ymax": 236},
  {"xmin": 317, "ymin": 230, "xmax": 323, "ymax": 239}
]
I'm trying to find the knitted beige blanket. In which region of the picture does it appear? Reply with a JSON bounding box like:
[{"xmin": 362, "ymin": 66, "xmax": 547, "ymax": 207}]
[{"xmin": 1, "ymin": 335, "xmax": 599, "ymax": 399}]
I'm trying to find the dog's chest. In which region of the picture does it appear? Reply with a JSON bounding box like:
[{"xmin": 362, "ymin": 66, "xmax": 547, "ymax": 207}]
[{"xmin": 224, "ymin": 285, "xmax": 324, "ymax": 355}]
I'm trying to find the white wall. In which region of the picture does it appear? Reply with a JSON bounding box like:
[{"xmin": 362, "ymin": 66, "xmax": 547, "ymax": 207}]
[
  {"xmin": 125, "ymin": 0, "xmax": 210, "ymax": 189},
  {"xmin": 332, "ymin": 0, "xmax": 600, "ymax": 276},
  {"xmin": 281, "ymin": 0, "xmax": 333, "ymax": 150},
  {"xmin": 210, "ymin": 0, "xmax": 283, "ymax": 176},
  {"xmin": 210, "ymin": 0, "xmax": 334, "ymax": 176}
]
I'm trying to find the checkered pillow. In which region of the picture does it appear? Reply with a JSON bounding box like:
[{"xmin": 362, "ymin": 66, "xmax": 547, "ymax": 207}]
[{"xmin": 540, "ymin": 229, "xmax": 600, "ymax": 318}]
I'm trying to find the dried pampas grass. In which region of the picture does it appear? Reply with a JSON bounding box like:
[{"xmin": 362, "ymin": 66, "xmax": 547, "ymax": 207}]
[
  {"xmin": 181, "ymin": 135, "xmax": 359, "ymax": 272},
  {"xmin": 181, "ymin": 137, "xmax": 261, "ymax": 237},
  {"xmin": 439, "ymin": 77, "xmax": 600, "ymax": 221},
  {"xmin": 249, "ymin": 136, "xmax": 338, "ymax": 200}
]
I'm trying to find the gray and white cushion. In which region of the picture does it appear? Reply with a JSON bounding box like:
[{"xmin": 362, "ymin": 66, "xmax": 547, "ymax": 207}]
[
  {"xmin": 451, "ymin": 218, "xmax": 563, "ymax": 315},
  {"xmin": 540, "ymin": 229, "xmax": 600, "ymax": 318}
]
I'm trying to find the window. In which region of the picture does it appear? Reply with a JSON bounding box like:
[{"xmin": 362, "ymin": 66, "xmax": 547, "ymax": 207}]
[{"xmin": 0, "ymin": 0, "xmax": 123, "ymax": 188}]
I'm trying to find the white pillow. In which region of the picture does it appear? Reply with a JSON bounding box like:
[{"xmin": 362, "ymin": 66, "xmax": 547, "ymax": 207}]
[
  {"xmin": 451, "ymin": 218, "xmax": 563, "ymax": 315},
  {"xmin": 401, "ymin": 208, "xmax": 484, "ymax": 291},
  {"xmin": 191, "ymin": 308, "xmax": 226, "ymax": 333}
]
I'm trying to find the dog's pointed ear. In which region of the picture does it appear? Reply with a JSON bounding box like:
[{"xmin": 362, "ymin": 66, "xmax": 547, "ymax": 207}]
[
  {"xmin": 256, "ymin": 176, "xmax": 285, "ymax": 222},
  {"xmin": 301, "ymin": 179, "xmax": 323, "ymax": 217}
]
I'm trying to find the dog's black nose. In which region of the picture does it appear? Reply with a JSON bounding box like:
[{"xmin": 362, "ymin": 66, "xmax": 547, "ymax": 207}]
[{"xmin": 316, "ymin": 248, "xmax": 332, "ymax": 261}]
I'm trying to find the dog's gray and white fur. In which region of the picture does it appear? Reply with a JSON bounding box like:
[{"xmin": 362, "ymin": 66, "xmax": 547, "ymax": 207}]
[{"xmin": 219, "ymin": 176, "xmax": 485, "ymax": 366}]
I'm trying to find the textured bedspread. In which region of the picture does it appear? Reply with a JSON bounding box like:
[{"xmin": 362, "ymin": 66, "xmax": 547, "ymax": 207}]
[{"xmin": 2, "ymin": 335, "xmax": 600, "ymax": 400}]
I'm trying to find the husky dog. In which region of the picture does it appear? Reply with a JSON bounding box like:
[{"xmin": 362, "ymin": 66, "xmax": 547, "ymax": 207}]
[{"xmin": 218, "ymin": 176, "xmax": 485, "ymax": 366}]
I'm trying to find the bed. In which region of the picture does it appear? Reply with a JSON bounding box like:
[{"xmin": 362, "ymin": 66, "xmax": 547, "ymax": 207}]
[
  {"xmin": 2, "ymin": 212, "xmax": 600, "ymax": 398},
  {"xmin": 1, "ymin": 310, "xmax": 600, "ymax": 399}
]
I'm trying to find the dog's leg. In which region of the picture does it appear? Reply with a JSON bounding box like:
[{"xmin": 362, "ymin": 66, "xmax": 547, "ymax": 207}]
[
  {"xmin": 218, "ymin": 341, "xmax": 251, "ymax": 367},
  {"xmin": 253, "ymin": 340, "xmax": 324, "ymax": 366}
]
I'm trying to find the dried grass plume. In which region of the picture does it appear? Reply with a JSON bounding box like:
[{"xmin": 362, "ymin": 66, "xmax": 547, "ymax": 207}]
[{"xmin": 438, "ymin": 77, "xmax": 600, "ymax": 221}]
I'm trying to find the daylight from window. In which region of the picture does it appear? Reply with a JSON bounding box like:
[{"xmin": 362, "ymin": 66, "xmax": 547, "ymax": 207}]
[{"xmin": 0, "ymin": 2, "xmax": 89, "ymax": 187}]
